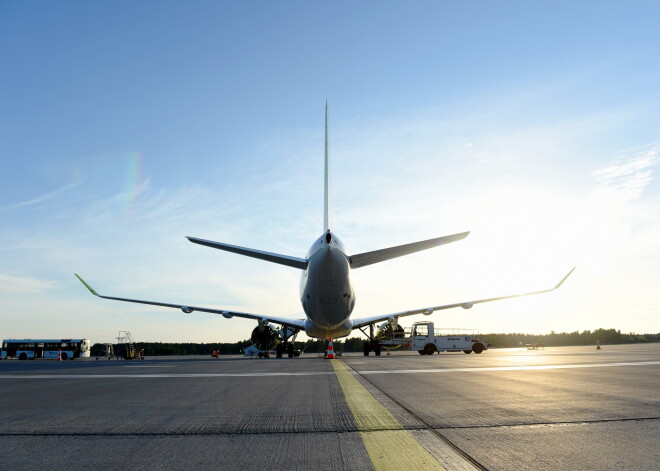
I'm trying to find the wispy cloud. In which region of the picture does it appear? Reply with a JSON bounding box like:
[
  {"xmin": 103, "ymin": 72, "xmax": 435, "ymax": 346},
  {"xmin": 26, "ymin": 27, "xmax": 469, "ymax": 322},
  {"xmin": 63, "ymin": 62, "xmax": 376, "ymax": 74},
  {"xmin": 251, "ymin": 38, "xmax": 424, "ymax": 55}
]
[
  {"xmin": 591, "ymin": 143, "xmax": 659, "ymax": 202},
  {"xmin": 0, "ymin": 274, "xmax": 56, "ymax": 293},
  {"xmin": 1, "ymin": 178, "xmax": 86, "ymax": 212}
]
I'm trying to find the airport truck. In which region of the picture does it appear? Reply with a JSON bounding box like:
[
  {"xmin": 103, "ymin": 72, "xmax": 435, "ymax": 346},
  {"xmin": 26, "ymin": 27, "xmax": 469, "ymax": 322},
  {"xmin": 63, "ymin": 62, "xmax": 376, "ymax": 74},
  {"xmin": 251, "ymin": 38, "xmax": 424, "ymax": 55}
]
[{"xmin": 379, "ymin": 321, "xmax": 490, "ymax": 355}]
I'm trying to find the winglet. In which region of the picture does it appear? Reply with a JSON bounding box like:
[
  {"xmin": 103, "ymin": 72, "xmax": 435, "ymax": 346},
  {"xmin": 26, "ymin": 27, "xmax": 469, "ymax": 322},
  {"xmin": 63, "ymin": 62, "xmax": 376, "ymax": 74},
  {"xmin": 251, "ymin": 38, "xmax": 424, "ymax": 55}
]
[
  {"xmin": 554, "ymin": 267, "xmax": 576, "ymax": 290},
  {"xmin": 75, "ymin": 273, "xmax": 99, "ymax": 296}
]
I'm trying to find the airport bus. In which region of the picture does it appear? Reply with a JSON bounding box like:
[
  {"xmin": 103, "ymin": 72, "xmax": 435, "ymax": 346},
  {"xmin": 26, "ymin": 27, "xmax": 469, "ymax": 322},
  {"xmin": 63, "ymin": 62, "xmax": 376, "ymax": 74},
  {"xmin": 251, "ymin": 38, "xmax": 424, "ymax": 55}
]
[{"xmin": 1, "ymin": 339, "xmax": 91, "ymax": 360}]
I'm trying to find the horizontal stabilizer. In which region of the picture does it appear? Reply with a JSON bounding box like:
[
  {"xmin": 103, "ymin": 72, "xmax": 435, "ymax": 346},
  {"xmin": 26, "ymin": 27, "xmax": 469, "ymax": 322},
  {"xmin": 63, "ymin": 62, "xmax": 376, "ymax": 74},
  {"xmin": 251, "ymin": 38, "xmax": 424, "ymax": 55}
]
[
  {"xmin": 349, "ymin": 231, "xmax": 470, "ymax": 269},
  {"xmin": 187, "ymin": 236, "xmax": 308, "ymax": 270}
]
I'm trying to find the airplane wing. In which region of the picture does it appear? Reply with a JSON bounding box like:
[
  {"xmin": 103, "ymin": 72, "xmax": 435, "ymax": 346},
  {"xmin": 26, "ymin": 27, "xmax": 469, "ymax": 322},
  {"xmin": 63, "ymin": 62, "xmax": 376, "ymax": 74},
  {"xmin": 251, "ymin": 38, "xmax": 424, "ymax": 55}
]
[
  {"xmin": 186, "ymin": 237, "xmax": 308, "ymax": 270},
  {"xmin": 349, "ymin": 231, "xmax": 470, "ymax": 269},
  {"xmin": 74, "ymin": 274, "xmax": 307, "ymax": 330},
  {"xmin": 350, "ymin": 267, "xmax": 575, "ymax": 329}
]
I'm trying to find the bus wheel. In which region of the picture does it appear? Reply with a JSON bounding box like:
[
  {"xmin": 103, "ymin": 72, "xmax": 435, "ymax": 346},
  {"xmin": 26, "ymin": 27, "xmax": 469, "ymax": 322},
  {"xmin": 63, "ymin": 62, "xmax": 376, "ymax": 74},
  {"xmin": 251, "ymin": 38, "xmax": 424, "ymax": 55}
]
[
  {"xmin": 61, "ymin": 352, "xmax": 68, "ymax": 360},
  {"xmin": 463, "ymin": 350, "xmax": 472, "ymax": 354},
  {"xmin": 19, "ymin": 353, "xmax": 27, "ymax": 360}
]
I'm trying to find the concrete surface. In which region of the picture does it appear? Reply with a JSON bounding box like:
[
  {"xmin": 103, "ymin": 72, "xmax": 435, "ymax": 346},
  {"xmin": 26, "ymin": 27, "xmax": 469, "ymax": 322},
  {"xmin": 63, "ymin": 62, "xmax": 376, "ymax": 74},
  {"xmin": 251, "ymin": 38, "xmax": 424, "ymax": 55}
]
[{"xmin": 1, "ymin": 344, "xmax": 658, "ymax": 470}]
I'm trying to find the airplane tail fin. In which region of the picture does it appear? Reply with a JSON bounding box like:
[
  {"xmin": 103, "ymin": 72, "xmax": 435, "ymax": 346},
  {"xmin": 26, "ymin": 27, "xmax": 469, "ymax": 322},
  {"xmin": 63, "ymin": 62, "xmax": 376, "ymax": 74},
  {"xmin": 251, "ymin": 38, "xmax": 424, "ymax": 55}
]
[{"xmin": 324, "ymin": 101, "xmax": 331, "ymax": 233}]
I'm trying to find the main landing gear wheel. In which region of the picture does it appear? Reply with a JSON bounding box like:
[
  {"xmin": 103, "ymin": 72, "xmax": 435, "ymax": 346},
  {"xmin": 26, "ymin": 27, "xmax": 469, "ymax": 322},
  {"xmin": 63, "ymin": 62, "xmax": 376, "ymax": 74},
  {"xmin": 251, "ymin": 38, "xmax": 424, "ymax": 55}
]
[
  {"xmin": 363, "ymin": 340, "xmax": 382, "ymax": 356},
  {"xmin": 276, "ymin": 343, "xmax": 284, "ymax": 358},
  {"xmin": 363, "ymin": 341, "xmax": 370, "ymax": 356}
]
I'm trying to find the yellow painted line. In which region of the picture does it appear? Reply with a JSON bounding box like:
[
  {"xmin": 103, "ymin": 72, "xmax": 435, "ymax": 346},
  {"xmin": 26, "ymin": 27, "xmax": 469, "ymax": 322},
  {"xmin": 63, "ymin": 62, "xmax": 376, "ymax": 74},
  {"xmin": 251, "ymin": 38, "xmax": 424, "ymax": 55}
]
[{"xmin": 331, "ymin": 359, "xmax": 445, "ymax": 471}]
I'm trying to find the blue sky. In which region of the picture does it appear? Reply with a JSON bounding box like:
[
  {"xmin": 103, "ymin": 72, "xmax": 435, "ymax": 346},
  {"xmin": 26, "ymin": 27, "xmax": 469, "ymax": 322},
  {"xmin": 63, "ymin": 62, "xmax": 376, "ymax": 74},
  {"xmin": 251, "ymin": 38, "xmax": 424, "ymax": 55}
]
[{"xmin": 2, "ymin": 1, "xmax": 659, "ymax": 343}]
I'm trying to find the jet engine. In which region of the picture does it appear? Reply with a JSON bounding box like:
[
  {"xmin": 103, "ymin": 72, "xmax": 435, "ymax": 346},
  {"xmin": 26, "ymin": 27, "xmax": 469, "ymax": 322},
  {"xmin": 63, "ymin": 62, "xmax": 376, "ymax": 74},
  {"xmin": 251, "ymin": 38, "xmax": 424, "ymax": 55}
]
[
  {"xmin": 377, "ymin": 322, "xmax": 405, "ymax": 340},
  {"xmin": 251, "ymin": 324, "xmax": 280, "ymax": 350}
]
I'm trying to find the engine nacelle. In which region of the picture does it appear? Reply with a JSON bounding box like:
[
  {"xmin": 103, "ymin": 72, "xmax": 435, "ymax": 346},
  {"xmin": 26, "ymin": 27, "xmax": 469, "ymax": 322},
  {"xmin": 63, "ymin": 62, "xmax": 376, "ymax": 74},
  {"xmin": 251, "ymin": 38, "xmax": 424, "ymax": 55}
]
[
  {"xmin": 461, "ymin": 302, "xmax": 474, "ymax": 310},
  {"xmin": 181, "ymin": 306, "xmax": 194, "ymax": 314},
  {"xmin": 251, "ymin": 325, "xmax": 280, "ymax": 350},
  {"xmin": 377, "ymin": 322, "xmax": 405, "ymax": 340}
]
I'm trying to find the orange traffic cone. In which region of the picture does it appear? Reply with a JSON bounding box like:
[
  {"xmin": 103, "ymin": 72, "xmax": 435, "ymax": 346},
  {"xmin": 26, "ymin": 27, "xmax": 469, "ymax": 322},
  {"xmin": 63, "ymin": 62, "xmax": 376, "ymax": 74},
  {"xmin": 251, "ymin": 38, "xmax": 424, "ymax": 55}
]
[
  {"xmin": 387, "ymin": 348, "xmax": 390, "ymax": 356},
  {"xmin": 327, "ymin": 338, "xmax": 335, "ymax": 359},
  {"xmin": 57, "ymin": 349, "xmax": 62, "ymax": 361},
  {"xmin": 596, "ymin": 340, "xmax": 601, "ymax": 350}
]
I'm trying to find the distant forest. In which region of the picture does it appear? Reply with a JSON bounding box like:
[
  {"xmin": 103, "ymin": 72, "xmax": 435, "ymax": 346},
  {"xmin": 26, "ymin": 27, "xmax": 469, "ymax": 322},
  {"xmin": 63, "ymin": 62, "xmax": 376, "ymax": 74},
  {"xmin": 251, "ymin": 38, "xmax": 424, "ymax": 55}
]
[{"xmin": 90, "ymin": 328, "xmax": 659, "ymax": 357}]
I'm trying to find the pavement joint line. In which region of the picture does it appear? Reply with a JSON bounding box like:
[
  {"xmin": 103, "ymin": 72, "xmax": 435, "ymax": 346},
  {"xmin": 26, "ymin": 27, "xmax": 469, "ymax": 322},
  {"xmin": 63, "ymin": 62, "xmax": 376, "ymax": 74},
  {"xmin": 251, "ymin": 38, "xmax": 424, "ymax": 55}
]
[
  {"xmin": 0, "ymin": 428, "xmax": 430, "ymax": 437},
  {"xmin": 2, "ymin": 360, "xmax": 658, "ymax": 379},
  {"xmin": 331, "ymin": 359, "xmax": 447, "ymax": 471},
  {"xmin": 434, "ymin": 416, "xmax": 660, "ymax": 430},
  {"xmin": 3, "ymin": 418, "xmax": 656, "ymax": 438}
]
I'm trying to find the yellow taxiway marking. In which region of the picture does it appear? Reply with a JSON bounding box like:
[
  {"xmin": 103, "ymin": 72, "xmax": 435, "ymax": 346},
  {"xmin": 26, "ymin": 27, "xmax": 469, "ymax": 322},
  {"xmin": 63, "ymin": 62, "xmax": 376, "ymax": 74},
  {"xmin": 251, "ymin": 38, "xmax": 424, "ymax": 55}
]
[{"xmin": 331, "ymin": 359, "xmax": 446, "ymax": 471}]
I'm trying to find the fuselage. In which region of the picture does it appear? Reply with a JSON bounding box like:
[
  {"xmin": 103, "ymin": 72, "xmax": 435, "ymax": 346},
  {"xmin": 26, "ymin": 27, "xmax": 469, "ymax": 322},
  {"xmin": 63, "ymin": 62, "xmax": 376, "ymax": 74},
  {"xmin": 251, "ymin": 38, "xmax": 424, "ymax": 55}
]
[{"xmin": 300, "ymin": 231, "xmax": 355, "ymax": 339}]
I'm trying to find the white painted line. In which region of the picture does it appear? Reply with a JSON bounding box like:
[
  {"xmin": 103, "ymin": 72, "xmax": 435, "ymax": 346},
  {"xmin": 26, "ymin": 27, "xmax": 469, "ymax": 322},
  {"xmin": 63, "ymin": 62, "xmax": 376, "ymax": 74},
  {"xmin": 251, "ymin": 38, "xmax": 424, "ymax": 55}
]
[
  {"xmin": 357, "ymin": 360, "xmax": 660, "ymax": 375},
  {"xmin": 122, "ymin": 366, "xmax": 177, "ymax": 368},
  {"xmin": 0, "ymin": 361, "xmax": 658, "ymax": 379}
]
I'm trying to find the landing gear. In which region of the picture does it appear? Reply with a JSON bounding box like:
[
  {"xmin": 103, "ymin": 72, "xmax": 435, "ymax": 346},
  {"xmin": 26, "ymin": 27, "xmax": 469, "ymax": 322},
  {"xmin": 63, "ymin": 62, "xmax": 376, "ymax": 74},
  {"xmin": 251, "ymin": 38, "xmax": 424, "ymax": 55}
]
[
  {"xmin": 360, "ymin": 324, "xmax": 381, "ymax": 356},
  {"xmin": 276, "ymin": 327, "xmax": 300, "ymax": 358}
]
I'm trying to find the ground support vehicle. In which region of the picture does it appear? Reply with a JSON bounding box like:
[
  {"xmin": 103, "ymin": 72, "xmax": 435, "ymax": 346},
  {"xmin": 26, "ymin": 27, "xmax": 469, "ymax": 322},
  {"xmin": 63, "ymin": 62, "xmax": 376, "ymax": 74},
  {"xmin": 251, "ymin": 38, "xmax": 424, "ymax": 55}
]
[
  {"xmin": 379, "ymin": 321, "xmax": 490, "ymax": 355},
  {"xmin": 1, "ymin": 339, "xmax": 91, "ymax": 360}
]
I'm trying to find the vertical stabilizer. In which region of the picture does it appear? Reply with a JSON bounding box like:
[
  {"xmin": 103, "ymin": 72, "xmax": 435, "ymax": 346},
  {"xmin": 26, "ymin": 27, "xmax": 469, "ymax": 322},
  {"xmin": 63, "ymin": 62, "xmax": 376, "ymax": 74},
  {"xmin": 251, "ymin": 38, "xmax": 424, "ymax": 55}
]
[{"xmin": 324, "ymin": 102, "xmax": 331, "ymax": 232}]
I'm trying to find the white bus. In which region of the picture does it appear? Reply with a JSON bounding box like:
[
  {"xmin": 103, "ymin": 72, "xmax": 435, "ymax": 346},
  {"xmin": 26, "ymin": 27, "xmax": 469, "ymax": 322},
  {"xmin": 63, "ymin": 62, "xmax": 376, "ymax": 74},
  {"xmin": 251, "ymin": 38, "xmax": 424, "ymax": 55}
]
[{"xmin": 1, "ymin": 339, "xmax": 91, "ymax": 360}]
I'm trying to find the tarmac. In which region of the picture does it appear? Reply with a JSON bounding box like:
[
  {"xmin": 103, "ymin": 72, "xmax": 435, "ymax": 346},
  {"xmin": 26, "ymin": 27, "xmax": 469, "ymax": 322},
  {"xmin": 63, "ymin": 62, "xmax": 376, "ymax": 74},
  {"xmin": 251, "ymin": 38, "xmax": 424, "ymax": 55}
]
[{"xmin": 0, "ymin": 343, "xmax": 658, "ymax": 470}]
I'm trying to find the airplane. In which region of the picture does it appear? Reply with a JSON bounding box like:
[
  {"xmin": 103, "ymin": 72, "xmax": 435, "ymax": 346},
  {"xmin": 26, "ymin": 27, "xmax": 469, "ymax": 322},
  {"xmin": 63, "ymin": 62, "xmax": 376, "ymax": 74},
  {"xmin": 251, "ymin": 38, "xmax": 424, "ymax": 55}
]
[{"xmin": 76, "ymin": 104, "xmax": 574, "ymax": 356}]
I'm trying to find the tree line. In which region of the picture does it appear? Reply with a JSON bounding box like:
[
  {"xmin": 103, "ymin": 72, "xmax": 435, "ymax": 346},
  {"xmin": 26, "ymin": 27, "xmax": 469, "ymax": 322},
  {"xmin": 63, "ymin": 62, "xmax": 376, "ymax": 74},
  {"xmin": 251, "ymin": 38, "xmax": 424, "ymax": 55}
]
[
  {"xmin": 90, "ymin": 328, "xmax": 658, "ymax": 356},
  {"xmin": 479, "ymin": 328, "xmax": 659, "ymax": 348}
]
